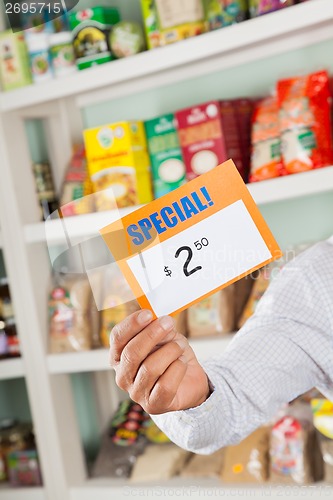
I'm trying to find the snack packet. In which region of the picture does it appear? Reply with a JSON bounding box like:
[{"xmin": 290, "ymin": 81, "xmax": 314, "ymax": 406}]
[
  {"xmin": 48, "ymin": 274, "xmax": 93, "ymax": 353},
  {"xmin": 250, "ymin": 96, "xmax": 282, "ymax": 182},
  {"xmin": 278, "ymin": 71, "xmax": 333, "ymax": 174}
]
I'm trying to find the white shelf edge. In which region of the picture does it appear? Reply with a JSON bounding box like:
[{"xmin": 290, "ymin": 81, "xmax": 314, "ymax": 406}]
[
  {"xmin": 0, "ymin": 485, "xmax": 45, "ymax": 500},
  {"xmin": 24, "ymin": 166, "xmax": 333, "ymax": 245},
  {"xmin": 1, "ymin": 0, "xmax": 333, "ymax": 112},
  {"xmin": 47, "ymin": 335, "xmax": 233, "ymax": 375},
  {"xmin": 70, "ymin": 479, "xmax": 333, "ymax": 500},
  {"xmin": 0, "ymin": 357, "xmax": 25, "ymax": 380}
]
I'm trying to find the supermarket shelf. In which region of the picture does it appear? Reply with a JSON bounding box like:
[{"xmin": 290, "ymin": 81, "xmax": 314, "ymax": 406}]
[
  {"xmin": 70, "ymin": 478, "xmax": 333, "ymax": 500},
  {"xmin": 0, "ymin": 357, "xmax": 25, "ymax": 380},
  {"xmin": 24, "ymin": 166, "xmax": 333, "ymax": 245},
  {"xmin": 47, "ymin": 335, "xmax": 233, "ymax": 375},
  {"xmin": 0, "ymin": 484, "xmax": 45, "ymax": 500},
  {"xmin": 1, "ymin": 0, "xmax": 333, "ymax": 112}
]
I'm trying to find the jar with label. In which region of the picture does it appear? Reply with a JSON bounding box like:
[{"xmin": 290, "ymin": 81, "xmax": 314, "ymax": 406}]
[
  {"xmin": 49, "ymin": 32, "xmax": 76, "ymax": 77},
  {"xmin": 26, "ymin": 33, "xmax": 53, "ymax": 83},
  {"xmin": 32, "ymin": 162, "xmax": 59, "ymax": 220}
]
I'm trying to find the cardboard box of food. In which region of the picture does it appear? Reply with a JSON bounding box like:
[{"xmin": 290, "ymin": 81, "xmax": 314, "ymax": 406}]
[
  {"xmin": 84, "ymin": 121, "xmax": 153, "ymax": 211},
  {"xmin": 145, "ymin": 113, "xmax": 186, "ymax": 198},
  {"xmin": 176, "ymin": 100, "xmax": 244, "ymax": 181},
  {"xmin": 141, "ymin": 0, "xmax": 206, "ymax": 49},
  {"xmin": 0, "ymin": 31, "xmax": 32, "ymax": 91}
]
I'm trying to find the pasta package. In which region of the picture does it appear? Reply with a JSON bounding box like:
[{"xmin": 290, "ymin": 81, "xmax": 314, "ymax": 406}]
[
  {"xmin": 250, "ymin": 96, "xmax": 283, "ymax": 182},
  {"xmin": 277, "ymin": 71, "xmax": 333, "ymax": 174},
  {"xmin": 84, "ymin": 121, "xmax": 153, "ymax": 211}
]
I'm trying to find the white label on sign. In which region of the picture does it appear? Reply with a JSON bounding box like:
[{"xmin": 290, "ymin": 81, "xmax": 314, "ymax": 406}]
[{"xmin": 127, "ymin": 200, "xmax": 272, "ymax": 317}]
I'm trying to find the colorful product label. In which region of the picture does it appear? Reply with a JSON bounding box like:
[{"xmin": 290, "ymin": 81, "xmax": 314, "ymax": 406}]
[
  {"xmin": 145, "ymin": 114, "xmax": 186, "ymax": 198},
  {"xmin": 84, "ymin": 121, "xmax": 153, "ymax": 209}
]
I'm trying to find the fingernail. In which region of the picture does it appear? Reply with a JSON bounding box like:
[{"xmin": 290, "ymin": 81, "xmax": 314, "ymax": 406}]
[
  {"xmin": 138, "ymin": 310, "xmax": 153, "ymax": 324},
  {"xmin": 159, "ymin": 316, "xmax": 174, "ymax": 331}
]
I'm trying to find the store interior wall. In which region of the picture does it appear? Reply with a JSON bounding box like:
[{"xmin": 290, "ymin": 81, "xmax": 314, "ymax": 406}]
[{"xmin": 15, "ymin": 32, "xmax": 333, "ymax": 463}]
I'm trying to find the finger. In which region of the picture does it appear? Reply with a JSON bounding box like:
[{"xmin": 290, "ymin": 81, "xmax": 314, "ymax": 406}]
[
  {"xmin": 147, "ymin": 359, "xmax": 187, "ymax": 414},
  {"xmin": 116, "ymin": 316, "xmax": 177, "ymax": 386},
  {"xmin": 130, "ymin": 337, "xmax": 188, "ymax": 403},
  {"xmin": 109, "ymin": 309, "xmax": 153, "ymax": 366}
]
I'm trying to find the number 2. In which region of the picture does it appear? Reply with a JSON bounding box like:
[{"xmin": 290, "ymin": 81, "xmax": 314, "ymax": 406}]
[{"xmin": 175, "ymin": 246, "xmax": 202, "ymax": 277}]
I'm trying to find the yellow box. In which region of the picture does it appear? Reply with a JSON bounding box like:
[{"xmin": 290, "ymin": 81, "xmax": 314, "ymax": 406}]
[{"xmin": 84, "ymin": 121, "xmax": 153, "ymax": 211}]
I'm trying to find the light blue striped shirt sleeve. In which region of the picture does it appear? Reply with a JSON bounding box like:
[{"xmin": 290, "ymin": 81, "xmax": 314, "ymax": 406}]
[{"xmin": 150, "ymin": 239, "xmax": 333, "ymax": 454}]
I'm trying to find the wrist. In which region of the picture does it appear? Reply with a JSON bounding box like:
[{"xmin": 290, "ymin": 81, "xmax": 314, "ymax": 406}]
[{"xmin": 193, "ymin": 374, "xmax": 214, "ymax": 408}]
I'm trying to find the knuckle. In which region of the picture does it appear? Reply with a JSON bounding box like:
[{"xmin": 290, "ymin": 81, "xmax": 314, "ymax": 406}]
[
  {"xmin": 121, "ymin": 345, "xmax": 138, "ymax": 366},
  {"xmin": 115, "ymin": 370, "xmax": 128, "ymax": 391},
  {"xmin": 152, "ymin": 382, "xmax": 174, "ymax": 407}
]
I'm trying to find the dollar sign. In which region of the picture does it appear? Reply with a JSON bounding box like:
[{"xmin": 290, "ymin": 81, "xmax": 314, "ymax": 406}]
[{"xmin": 164, "ymin": 266, "xmax": 172, "ymax": 277}]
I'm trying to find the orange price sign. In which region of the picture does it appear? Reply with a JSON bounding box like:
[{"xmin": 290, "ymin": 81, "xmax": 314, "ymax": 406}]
[{"xmin": 100, "ymin": 160, "xmax": 282, "ymax": 318}]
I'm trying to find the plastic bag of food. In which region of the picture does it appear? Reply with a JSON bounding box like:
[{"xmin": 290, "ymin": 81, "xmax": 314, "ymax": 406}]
[
  {"xmin": 221, "ymin": 426, "xmax": 270, "ymax": 483},
  {"xmin": 91, "ymin": 432, "xmax": 147, "ymax": 479},
  {"xmin": 187, "ymin": 286, "xmax": 235, "ymax": 338},
  {"xmin": 270, "ymin": 414, "xmax": 324, "ymax": 484},
  {"xmin": 249, "ymin": 0, "xmax": 294, "ymax": 18},
  {"xmin": 311, "ymin": 399, "xmax": 333, "ymax": 483},
  {"xmin": 278, "ymin": 71, "xmax": 333, "ymax": 174},
  {"xmin": 238, "ymin": 266, "xmax": 271, "ymax": 328},
  {"xmin": 95, "ymin": 266, "xmax": 140, "ymax": 348},
  {"xmin": 250, "ymin": 96, "xmax": 283, "ymax": 182},
  {"xmin": 48, "ymin": 274, "xmax": 93, "ymax": 353}
]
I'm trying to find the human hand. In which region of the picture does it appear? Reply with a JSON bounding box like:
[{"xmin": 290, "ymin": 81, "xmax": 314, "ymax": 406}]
[{"xmin": 109, "ymin": 310, "xmax": 211, "ymax": 414}]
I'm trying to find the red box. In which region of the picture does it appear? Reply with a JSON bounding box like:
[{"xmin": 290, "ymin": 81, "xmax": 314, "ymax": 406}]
[
  {"xmin": 232, "ymin": 98, "xmax": 255, "ymax": 182},
  {"xmin": 176, "ymin": 100, "xmax": 245, "ymax": 181}
]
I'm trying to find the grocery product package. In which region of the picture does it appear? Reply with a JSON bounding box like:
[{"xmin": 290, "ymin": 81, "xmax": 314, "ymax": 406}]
[
  {"xmin": 110, "ymin": 22, "xmax": 146, "ymax": 58},
  {"xmin": 181, "ymin": 448, "xmax": 225, "ymax": 478},
  {"xmin": 250, "ymin": 95, "xmax": 282, "ymax": 182},
  {"xmin": 130, "ymin": 443, "xmax": 191, "ymax": 482},
  {"xmin": 0, "ymin": 31, "xmax": 32, "ymax": 91},
  {"xmin": 234, "ymin": 274, "xmax": 255, "ymax": 327},
  {"xmin": 269, "ymin": 414, "xmax": 324, "ymax": 484},
  {"xmin": 48, "ymin": 273, "xmax": 98, "ymax": 353},
  {"xmin": 203, "ymin": 0, "xmax": 248, "ymax": 31},
  {"xmin": 69, "ymin": 7, "xmax": 120, "ymax": 70},
  {"xmin": 60, "ymin": 145, "xmax": 94, "ymax": 217},
  {"xmin": 249, "ymin": 0, "xmax": 295, "ymax": 18},
  {"xmin": 87, "ymin": 264, "xmax": 140, "ymax": 348},
  {"xmin": 187, "ymin": 287, "xmax": 235, "ymax": 338},
  {"xmin": 145, "ymin": 113, "xmax": 186, "ymax": 198},
  {"xmin": 91, "ymin": 432, "xmax": 147, "ymax": 479},
  {"xmin": 221, "ymin": 426, "xmax": 271, "ymax": 483},
  {"xmin": 141, "ymin": 0, "xmax": 206, "ymax": 49},
  {"xmin": 176, "ymin": 100, "xmax": 245, "ymax": 181},
  {"xmin": 84, "ymin": 121, "xmax": 153, "ymax": 211},
  {"xmin": 238, "ymin": 266, "xmax": 271, "ymax": 328},
  {"xmin": 233, "ymin": 98, "xmax": 255, "ymax": 182},
  {"xmin": 277, "ymin": 71, "xmax": 333, "ymax": 175},
  {"xmin": 311, "ymin": 399, "xmax": 333, "ymax": 483}
]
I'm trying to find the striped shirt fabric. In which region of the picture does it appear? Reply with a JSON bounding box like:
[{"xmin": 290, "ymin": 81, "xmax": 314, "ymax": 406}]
[{"xmin": 151, "ymin": 238, "xmax": 333, "ymax": 454}]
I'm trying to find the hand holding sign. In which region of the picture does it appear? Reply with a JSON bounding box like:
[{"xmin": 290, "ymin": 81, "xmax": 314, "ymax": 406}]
[{"xmin": 100, "ymin": 160, "xmax": 282, "ymax": 318}]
